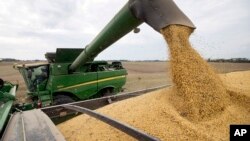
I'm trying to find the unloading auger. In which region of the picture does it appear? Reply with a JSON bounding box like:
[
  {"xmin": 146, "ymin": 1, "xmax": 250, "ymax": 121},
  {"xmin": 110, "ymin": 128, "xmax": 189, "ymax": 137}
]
[{"xmin": 69, "ymin": 0, "xmax": 195, "ymax": 71}]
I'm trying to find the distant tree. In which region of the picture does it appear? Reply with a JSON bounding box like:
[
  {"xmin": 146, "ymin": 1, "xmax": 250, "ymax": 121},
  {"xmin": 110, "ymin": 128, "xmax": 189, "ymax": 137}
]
[{"xmin": 2, "ymin": 58, "xmax": 20, "ymax": 62}]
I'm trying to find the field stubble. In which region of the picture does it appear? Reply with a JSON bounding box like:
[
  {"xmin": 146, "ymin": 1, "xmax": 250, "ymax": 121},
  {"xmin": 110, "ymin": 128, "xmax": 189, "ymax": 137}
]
[{"xmin": 1, "ymin": 61, "xmax": 250, "ymax": 102}]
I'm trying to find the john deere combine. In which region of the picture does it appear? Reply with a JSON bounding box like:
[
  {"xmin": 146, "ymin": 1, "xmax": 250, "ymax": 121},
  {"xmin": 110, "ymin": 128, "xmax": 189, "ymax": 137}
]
[
  {"xmin": 1, "ymin": 0, "xmax": 195, "ymax": 140},
  {"xmin": 14, "ymin": 48, "xmax": 127, "ymax": 107}
]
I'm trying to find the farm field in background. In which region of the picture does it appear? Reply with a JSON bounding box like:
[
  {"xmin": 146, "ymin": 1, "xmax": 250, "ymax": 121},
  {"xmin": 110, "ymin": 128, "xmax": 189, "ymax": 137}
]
[{"xmin": 1, "ymin": 61, "xmax": 250, "ymax": 102}]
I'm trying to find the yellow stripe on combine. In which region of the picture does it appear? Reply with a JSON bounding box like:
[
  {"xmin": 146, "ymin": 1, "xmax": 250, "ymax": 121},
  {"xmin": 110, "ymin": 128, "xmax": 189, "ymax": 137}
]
[{"xmin": 58, "ymin": 75, "xmax": 126, "ymax": 91}]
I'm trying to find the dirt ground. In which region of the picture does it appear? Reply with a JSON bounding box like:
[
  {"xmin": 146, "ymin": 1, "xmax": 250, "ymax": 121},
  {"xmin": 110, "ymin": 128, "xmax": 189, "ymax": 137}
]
[{"xmin": 1, "ymin": 61, "xmax": 250, "ymax": 102}]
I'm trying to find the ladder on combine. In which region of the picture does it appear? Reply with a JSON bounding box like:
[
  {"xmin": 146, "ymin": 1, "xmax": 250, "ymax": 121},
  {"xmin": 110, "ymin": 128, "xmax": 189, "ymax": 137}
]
[{"xmin": 38, "ymin": 91, "xmax": 52, "ymax": 107}]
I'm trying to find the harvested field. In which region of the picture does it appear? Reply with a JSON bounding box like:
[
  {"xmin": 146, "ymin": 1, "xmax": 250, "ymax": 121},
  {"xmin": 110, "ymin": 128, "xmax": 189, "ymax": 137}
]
[
  {"xmin": 0, "ymin": 62, "xmax": 27, "ymax": 102},
  {"xmin": 122, "ymin": 61, "xmax": 250, "ymax": 93},
  {"xmin": 1, "ymin": 61, "xmax": 250, "ymax": 102}
]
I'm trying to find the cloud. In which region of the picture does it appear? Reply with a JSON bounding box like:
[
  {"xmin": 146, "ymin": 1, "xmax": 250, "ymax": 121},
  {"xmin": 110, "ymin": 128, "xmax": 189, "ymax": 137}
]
[
  {"xmin": 175, "ymin": 0, "xmax": 250, "ymax": 59},
  {"xmin": 0, "ymin": 0, "xmax": 249, "ymax": 60}
]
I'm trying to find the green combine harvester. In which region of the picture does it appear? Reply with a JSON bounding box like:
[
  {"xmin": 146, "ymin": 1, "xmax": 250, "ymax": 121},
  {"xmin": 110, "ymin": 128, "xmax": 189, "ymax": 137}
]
[
  {"xmin": 14, "ymin": 48, "xmax": 127, "ymax": 107},
  {"xmin": 0, "ymin": 0, "xmax": 195, "ymax": 140}
]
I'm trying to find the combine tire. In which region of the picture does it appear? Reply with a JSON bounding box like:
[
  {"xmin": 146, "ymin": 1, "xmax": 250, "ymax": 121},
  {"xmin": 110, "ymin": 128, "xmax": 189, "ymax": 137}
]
[
  {"xmin": 53, "ymin": 95, "xmax": 75, "ymax": 105},
  {"xmin": 0, "ymin": 78, "xmax": 4, "ymax": 89},
  {"xmin": 102, "ymin": 89, "xmax": 114, "ymax": 97}
]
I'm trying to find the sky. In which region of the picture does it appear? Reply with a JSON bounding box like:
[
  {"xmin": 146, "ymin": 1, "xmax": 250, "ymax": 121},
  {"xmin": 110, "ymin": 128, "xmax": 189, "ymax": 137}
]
[{"xmin": 0, "ymin": 0, "xmax": 249, "ymax": 60}]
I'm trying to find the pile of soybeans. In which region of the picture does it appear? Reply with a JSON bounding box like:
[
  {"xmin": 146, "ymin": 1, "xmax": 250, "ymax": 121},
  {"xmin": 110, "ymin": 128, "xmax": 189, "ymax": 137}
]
[{"xmin": 57, "ymin": 25, "xmax": 250, "ymax": 140}]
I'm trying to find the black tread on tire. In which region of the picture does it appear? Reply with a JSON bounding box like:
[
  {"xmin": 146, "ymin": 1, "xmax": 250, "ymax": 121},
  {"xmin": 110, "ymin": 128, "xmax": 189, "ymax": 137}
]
[
  {"xmin": 53, "ymin": 95, "xmax": 75, "ymax": 105},
  {"xmin": 102, "ymin": 89, "xmax": 115, "ymax": 97},
  {"xmin": 0, "ymin": 78, "xmax": 4, "ymax": 89}
]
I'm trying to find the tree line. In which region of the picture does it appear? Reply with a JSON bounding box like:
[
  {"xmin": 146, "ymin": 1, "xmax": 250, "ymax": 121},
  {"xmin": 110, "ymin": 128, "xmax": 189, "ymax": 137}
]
[{"xmin": 207, "ymin": 58, "xmax": 250, "ymax": 63}]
